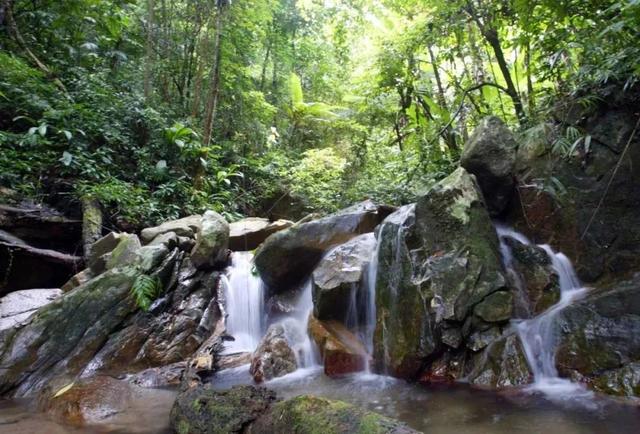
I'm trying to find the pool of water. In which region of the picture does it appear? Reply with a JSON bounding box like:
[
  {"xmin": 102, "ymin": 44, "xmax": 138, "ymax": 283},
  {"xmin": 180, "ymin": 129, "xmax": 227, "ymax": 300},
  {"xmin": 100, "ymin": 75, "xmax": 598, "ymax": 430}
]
[
  {"xmin": 1, "ymin": 367, "xmax": 638, "ymax": 433},
  {"xmin": 214, "ymin": 365, "xmax": 640, "ymax": 434}
]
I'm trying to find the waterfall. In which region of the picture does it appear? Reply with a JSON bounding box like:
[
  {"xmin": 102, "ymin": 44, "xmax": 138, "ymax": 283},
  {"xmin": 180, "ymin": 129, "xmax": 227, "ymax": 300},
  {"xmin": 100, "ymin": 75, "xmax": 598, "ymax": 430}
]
[
  {"xmin": 221, "ymin": 251, "xmax": 265, "ymax": 354},
  {"xmin": 496, "ymin": 225, "xmax": 592, "ymax": 397},
  {"xmin": 362, "ymin": 239, "xmax": 380, "ymax": 373},
  {"xmin": 281, "ymin": 279, "xmax": 319, "ymax": 368}
]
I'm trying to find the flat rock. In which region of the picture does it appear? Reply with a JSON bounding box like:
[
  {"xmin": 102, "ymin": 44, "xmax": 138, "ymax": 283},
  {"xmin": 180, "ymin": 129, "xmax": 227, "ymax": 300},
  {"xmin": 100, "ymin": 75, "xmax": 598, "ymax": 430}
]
[
  {"xmin": 0, "ymin": 288, "xmax": 62, "ymax": 331},
  {"xmin": 229, "ymin": 218, "xmax": 293, "ymax": 251}
]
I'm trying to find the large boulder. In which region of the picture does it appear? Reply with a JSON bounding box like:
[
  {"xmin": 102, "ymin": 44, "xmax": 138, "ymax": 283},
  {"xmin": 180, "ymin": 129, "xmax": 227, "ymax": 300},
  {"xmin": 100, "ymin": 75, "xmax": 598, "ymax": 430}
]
[
  {"xmin": 229, "ymin": 217, "xmax": 293, "ymax": 251},
  {"xmin": 249, "ymin": 324, "xmax": 297, "ymax": 383},
  {"xmin": 312, "ymin": 233, "xmax": 376, "ymax": 322},
  {"xmin": 0, "ymin": 241, "xmax": 82, "ymax": 294},
  {"xmin": 373, "ymin": 168, "xmax": 509, "ymax": 379},
  {"xmin": 255, "ymin": 201, "xmax": 393, "ymax": 294},
  {"xmin": 467, "ymin": 333, "xmax": 531, "ymax": 389},
  {"xmin": 308, "ymin": 316, "xmax": 367, "ymax": 376},
  {"xmin": 170, "ymin": 385, "xmax": 418, "ymax": 434},
  {"xmin": 460, "ymin": 116, "xmax": 517, "ymax": 215},
  {"xmin": 507, "ymin": 91, "xmax": 640, "ymax": 283},
  {"xmin": 0, "ymin": 288, "xmax": 61, "ymax": 331},
  {"xmin": 555, "ymin": 274, "xmax": 640, "ymax": 397},
  {"xmin": 190, "ymin": 211, "xmax": 230, "ymax": 270}
]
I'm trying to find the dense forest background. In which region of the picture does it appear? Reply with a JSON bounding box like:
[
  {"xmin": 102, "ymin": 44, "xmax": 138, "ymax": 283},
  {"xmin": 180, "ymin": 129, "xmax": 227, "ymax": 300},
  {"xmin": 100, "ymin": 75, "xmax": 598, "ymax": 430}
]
[{"xmin": 0, "ymin": 0, "xmax": 638, "ymax": 229}]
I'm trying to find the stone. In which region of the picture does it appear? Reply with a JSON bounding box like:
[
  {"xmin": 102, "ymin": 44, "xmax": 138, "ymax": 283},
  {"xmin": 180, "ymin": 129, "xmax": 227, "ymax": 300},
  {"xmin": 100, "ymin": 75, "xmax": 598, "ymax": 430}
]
[
  {"xmin": 467, "ymin": 333, "xmax": 531, "ymax": 389},
  {"xmin": 140, "ymin": 215, "xmax": 202, "ymax": 244},
  {"xmin": 312, "ymin": 233, "xmax": 376, "ymax": 322},
  {"xmin": 128, "ymin": 362, "xmax": 187, "ymax": 388},
  {"xmin": 104, "ymin": 234, "xmax": 142, "ymax": 270},
  {"xmin": 190, "ymin": 211, "xmax": 230, "ymax": 270},
  {"xmin": 0, "ymin": 241, "xmax": 83, "ymax": 294},
  {"xmin": 373, "ymin": 168, "xmax": 509, "ymax": 378},
  {"xmin": 170, "ymin": 385, "xmax": 277, "ymax": 434},
  {"xmin": 87, "ymin": 232, "xmax": 125, "ymax": 273},
  {"xmin": 136, "ymin": 244, "xmax": 169, "ymax": 272},
  {"xmin": 250, "ymin": 324, "xmax": 297, "ymax": 383},
  {"xmin": 473, "ymin": 291, "xmax": 513, "ymax": 323},
  {"xmin": 308, "ymin": 316, "xmax": 367, "ymax": 376},
  {"xmin": 0, "ymin": 288, "xmax": 62, "ymax": 331},
  {"xmin": 466, "ymin": 327, "xmax": 502, "ymax": 352},
  {"xmin": 218, "ymin": 352, "xmax": 252, "ymax": 370},
  {"xmin": 148, "ymin": 231, "xmax": 179, "ymax": 249},
  {"xmin": 255, "ymin": 200, "xmax": 393, "ymax": 294},
  {"xmin": 460, "ymin": 116, "xmax": 517, "ymax": 215},
  {"xmin": 229, "ymin": 218, "xmax": 293, "ymax": 251}
]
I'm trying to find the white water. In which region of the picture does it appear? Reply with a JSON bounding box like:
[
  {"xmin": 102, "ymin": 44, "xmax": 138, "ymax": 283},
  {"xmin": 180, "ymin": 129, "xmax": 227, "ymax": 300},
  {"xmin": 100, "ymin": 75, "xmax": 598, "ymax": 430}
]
[
  {"xmin": 496, "ymin": 225, "xmax": 592, "ymax": 399},
  {"xmin": 362, "ymin": 238, "xmax": 380, "ymax": 373},
  {"xmin": 280, "ymin": 279, "xmax": 319, "ymax": 368},
  {"xmin": 221, "ymin": 252, "xmax": 265, "ymax": 354}
]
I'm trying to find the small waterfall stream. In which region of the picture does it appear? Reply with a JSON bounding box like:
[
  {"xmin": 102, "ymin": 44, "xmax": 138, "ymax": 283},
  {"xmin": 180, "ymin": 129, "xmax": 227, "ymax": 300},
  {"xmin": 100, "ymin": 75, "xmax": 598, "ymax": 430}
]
[
  {"xmin": 496, "ymin": 226, "xmax": 592, "ymax": 397},
  {"xmin": 281, "ymin": 279, "xmax": 319, "ymax": 368},
  {"xmin": 221, "ymin": 251, "xmax": 265, "ymax": 354}
]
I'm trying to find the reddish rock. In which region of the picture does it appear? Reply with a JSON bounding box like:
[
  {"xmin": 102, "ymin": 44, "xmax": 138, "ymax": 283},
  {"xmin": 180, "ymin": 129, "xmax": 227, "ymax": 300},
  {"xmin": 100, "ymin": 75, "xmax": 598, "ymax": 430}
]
[{"xmin": 308, "ymin": 316, "xmax": 367, "ymax": 376}]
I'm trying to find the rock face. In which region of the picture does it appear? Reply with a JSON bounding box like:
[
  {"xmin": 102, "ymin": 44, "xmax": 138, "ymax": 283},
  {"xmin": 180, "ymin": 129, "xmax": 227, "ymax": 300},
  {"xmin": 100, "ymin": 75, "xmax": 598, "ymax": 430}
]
[
  {"xmin": 190, "ymin": 211, "xmax": 230, "ymax": 269},
  {"xmin": 555, "ymin": 274, "xmax": 640, "ymax": 396},
  {"xmin": 255, "ymin": 200, "xmax": 393, "ymax": 294},
  {"xmin": 373, "ymin": 168, "xmax": 509, "ymax": 379},
  {"xmin": 308, "ymin": 316, "xmax": 367, "ymax": 376},
  {"xmin": 170, "ymin": 385, "xmax": 418, "ymax": 434},
  {"xmin": 0, "ymin": 240, "xmax": 82, "ymax": 294},
  {"xmin": 467, "ymin": 333, "xmax": 531, "ymax": 389},
  {"xmin": 312, "ymin": 233, "xmax": 376, "ymax": 322},
  {"xmin": 0, "ymin": 288, "xmax": 61, "ymax": 331},
  {"xmin": 229, "ymin": 217, "xmax": 293, "ymax": 251},
  {"xmin": 507, "ymin": 92, "xmax": 640, "ymax": 284},
  {"xmin": 460, "ymin": 117, "xmax": 516, "ymax": 216},
  {"xmin": 170, "ymin": 385, "xmax": 277, "ymax": 434},
  {"xmin": 250, "ymin": 324, "xmax": 297, "ymax": 383}
]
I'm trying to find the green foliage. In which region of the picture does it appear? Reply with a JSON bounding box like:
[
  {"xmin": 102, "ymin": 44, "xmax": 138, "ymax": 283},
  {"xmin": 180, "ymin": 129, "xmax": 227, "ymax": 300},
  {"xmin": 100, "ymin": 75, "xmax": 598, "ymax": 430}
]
[{"xmin": 130, "ymin": 274, "xmax": 162, "ymax": 312}]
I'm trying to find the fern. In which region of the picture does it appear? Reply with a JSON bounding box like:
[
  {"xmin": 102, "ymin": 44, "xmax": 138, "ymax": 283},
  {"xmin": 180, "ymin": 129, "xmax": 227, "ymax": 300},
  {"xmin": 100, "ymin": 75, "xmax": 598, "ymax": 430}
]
[{"xmin": 130, "ymin": 274, "xmax": 162, "ymax": 311}]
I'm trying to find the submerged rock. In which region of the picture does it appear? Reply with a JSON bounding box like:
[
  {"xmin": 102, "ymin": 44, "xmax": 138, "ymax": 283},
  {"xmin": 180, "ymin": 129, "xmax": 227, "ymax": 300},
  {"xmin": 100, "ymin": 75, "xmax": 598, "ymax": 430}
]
[
  {"xmin": 190, "ymin": 211, "xmax": 230, "ymax": 270},
  {"xmin": 254, "ymin": 200, "xmax": 393, "ymax": 294},
  {"xmin": 460, "ymin": 116, "xmax": 516, "ymax": 215},
  {"xmin": 312, "ymin": 233, "xmax": 376, "ymax": 323},
  {"xmin": 308, "ymin": 316, "xmax": 367, "ymax": 376},
  {"xmin": 250, "ymin": 324, "xmax": 297, "ymax": 383},
  {"xmin": 229, "ymin": 217, "xmax": 293, "ymax": 251},
  {"xmin": 373, "ymin": 168, "xmax": 509, "ymax": 379},
  {"xmin": 170, "ymin": 385, "xmax": 418, "ymax": 434}
]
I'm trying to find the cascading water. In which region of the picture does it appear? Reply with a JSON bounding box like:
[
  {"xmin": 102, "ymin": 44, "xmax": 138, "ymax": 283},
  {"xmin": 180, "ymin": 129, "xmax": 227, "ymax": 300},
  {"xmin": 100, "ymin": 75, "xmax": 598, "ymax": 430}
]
[
  {"xmin": 221, "ymin": 251, "xmax": 265, "ymax": 354},
  {"xmin": 281, "ymin": 279, "xmax": 319, "ymax": 368},
  {"xmin": 496, "ymin": 225, "xmax": 592, "ymax": 398}
]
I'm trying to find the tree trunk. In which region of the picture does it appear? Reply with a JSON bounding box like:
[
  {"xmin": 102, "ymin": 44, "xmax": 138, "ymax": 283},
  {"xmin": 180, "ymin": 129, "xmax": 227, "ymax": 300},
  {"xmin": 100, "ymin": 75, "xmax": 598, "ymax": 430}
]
[
  {"xmin": 202, "ymin": 1, "xmax": 224, "ymax": 147},
  {"xmin": 144, "ymin": 0, "xmax": 155, "ymax": 101},
  {"xmin": 81, "ymin": 198, "xmax": 102, "ymax": 260}
]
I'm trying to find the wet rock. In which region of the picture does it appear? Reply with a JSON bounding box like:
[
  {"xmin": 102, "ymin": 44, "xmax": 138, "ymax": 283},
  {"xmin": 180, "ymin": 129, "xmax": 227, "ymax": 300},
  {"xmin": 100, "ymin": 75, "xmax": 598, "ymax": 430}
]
[
  {"xmin": 460, "ymin": 116, "xmax": 516, "ymax": 215},
  {"xmin": 140, "ymin": 215, "xmax": 201, "ymax": 244},
  {"xmin": 190, "ymin": 211, "xmax": 230, "ymax": 270},
  {"xmin": 474, "ymin": 291, "xmax": 513, "ymax": 323},
  {"xmin": 218, "ymin": 352, "xmax": 252, "ymax": 370},
  {"xmin": 0, "ymin": 267, "xmax": 142, "ymax": 396},
  {"xmin": 37, "ymin": 376, "xmax": 133, "ymax": 427},
  {"xmin": 266, "ymin": 288, "xmax": 299, "ymax": 317},
  {"xmin": 170, "ymin": 385, "xmax": 277, "ymax": 434},
  {"xmin": 502, "ymin": 236, "xmax": 560, "ymax": 315},
  {"xmin": 467, "ymin": 333, "xmax": 531, "ymax": 389},
  {"xmin": 255, "ymin": 200, "xmax": 393, "ymax": 294},
  {"xmin": 250, "ymin": 395, "xmax": 419, "ymax": 434},
  {"xmin": 312, "ymin": 233, "xmax": 376, "ymax": 323},
  {"xmin": 0, "ymin": 241, "xmax": 83, "ymax": 294},
  {"xmin": 148, "ymin": 231, "xmax": 179, "ymax": 249},
  {"xmin": 128, "ymin": 362, "xmax": 186, "ymax": 388},
  {"xmin": 466, "ymin": 327, "xmax": 502, "ymax": 352},
  {"xmin": 250, "ymin": 324, "xmax": 297, "ymax": 383},
  {"xmin": 308, "ymin": 316, "xmax": 367, "ymax": 376},
  {"xmin": 555, "ymin": 274, "xmax": 640, "ymax": 396},
  {"xmin": 104, "ymin": 234, "xmax": 142, "ymax": 270},
  {"xmin": 61, "ymin": 268, "xmax": 95, "ymax": 293},
  {"xmin": 0, "ymin": 288, "xmax": 61, "ymax": 331},
  {"xmin": 87, "ymin": 231, "xmax": 125, "ymax": 273},
  {"xmin": 373, "ymin": 168, "xmax": 508, "ymax": 378},
  {"xmin": 229, "ymin": 217, "xmax": 293, "ymax": 251}
]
